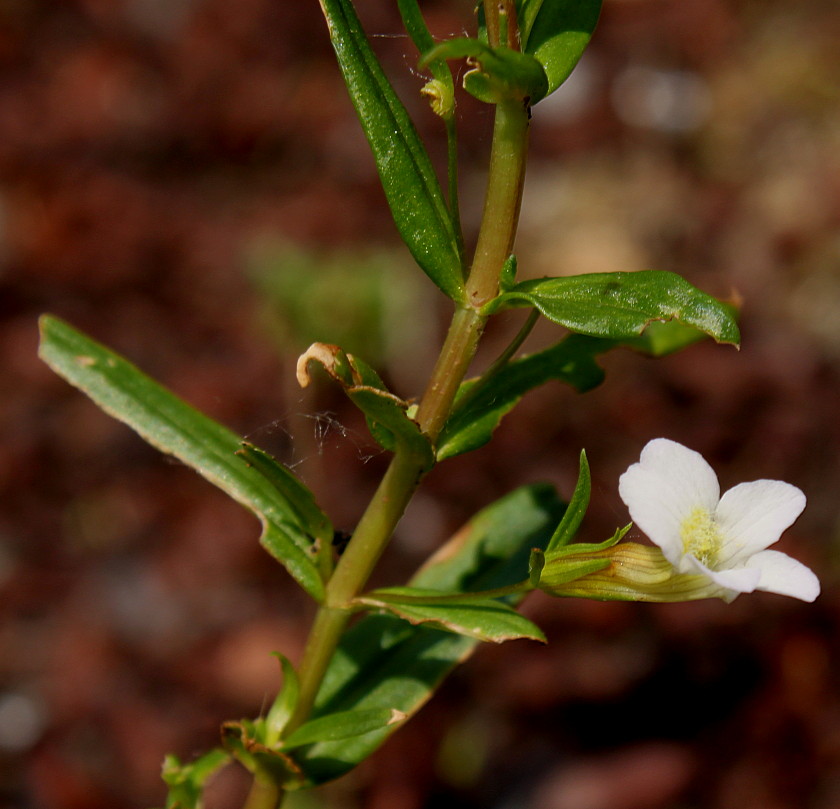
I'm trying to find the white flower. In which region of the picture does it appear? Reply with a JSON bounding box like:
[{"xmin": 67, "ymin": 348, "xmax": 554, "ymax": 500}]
[{"xmin": 618, "ymin": 438, "xmax": 820, "ymax": 603}]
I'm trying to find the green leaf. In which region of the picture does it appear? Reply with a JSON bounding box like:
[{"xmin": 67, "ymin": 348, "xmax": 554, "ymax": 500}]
[
  {"xmin": 38, "ymin": 316, "xmax": 326, "ymax": 602},
  {"xmin": 422, "ymin": 38, "xmax": 548, "ymax": 103},
  {"xmin": 620, "ymin": 315, "xmax": 729, "ymax": 356},
  {"xmin": 162, "ymin": 749, "xmax": 230, "ymax": 809},
  {"xmin": 518, "ymin": 0, "xmax": 603, "ymax": 98},
  {"xmin": 487, "ymin": 271, "xmax": 741, "ymax": 345},
  {"xmin": 546, "ymin": 449, "xmax": 590, "ymax": 551},
  {"xmin": 237, "ymin": 443, "xmax": 333, "ymax": 547},
  {"xmin": 437, "ymin": 310, "xmax": 740, "ymax": 462},
  {"xmin": 319, "ymin": 0, "xmax": 463, "ymax": 300},
  {"xmin": 356, "ymin": 587, "xmax": 545, "ymax": 643},
  {"xmin": 292, "ymin": 483, "xmax": 565, "ymax": 786},
  {"xmin": 436, "ymin": 334, "xmax": 606, "ymax": 460},
  {"xmin": 282, "ymin": 708, "xmax": 404, "ymax": 751},
  {"xmin": 264, "ymin": 654, "xmax": 300, "ymax": 748},
  {"xmin": 297, "ymin": 343, "xmax": 435, "ymax": 470}
]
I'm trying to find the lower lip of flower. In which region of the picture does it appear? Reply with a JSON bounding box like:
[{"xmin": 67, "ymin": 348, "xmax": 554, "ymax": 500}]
[{"xmin": 680, "ymin": 506, "xmax": 724, "ymax": 568}]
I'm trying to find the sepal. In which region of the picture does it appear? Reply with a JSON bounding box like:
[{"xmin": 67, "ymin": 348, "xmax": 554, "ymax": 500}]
[
  {"xmin": 545, "ymin": 450, "xmax": 590, "ymax": 551},
  {"xmin": 264, "ymin": 654, "xmax": 300, "ymax": 748},
  {"xmin": 538, "ymin": 540, "xmax": 727, "ymax": 601},
  {"xmin": 528, "ymin": 547, "xmax": 545, "ymax": 588}
]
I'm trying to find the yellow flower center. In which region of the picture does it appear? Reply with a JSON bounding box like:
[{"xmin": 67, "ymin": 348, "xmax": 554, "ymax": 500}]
[{"xmin": 680, "ymin": 507, "xmax": 723, "ymax": 568}]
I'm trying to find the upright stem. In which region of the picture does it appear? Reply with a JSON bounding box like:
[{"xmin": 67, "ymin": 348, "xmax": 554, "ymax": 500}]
[
  {"xmin": 263, "ymin": 30, "xmax": 531, "ymax": 807},
  {"xmin": 243, "ymin": 774, "xmax": 280, "ymax": 809},
  {"xmin": 467, "ymin": 97, "xmax": 529, "ymax": 308},
  {"xmin": 326, "ymin": 450, "xmax": 425, "ymax": 606},
  {"xmin": 283, "ymin": 450, "xmax": 423, "ymax": 737},
  {"xmin": 413, "ymin": 306, "xmax": 483, "ymax": 441}
]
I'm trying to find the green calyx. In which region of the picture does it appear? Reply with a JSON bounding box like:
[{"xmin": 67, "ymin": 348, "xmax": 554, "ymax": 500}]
[{"xmin": 538, "ymin": 541, "xmax": 725, "ymax": 602}]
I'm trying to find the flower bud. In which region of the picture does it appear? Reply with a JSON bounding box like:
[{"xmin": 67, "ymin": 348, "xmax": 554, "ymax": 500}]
[{"xmin": 421, "ymin": 79, "xmax": 454, "ymax": 119}]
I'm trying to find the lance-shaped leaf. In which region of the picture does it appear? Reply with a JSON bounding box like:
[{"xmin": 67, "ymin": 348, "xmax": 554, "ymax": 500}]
[
  {"xmin": 237, "ymin": 443, "xmax": 333, "ymax": 547},
  {"xmin": 518, "ymin": 0, "xmax": 603, "ymax": 98},
  {"xmin": 282, "ymin": 708, "xmax": 405, "ymax": 751},
  {"xmin": 355, "ymin": 587, "xmax": 545, "ymax": 643},
  {"xmin": 437, "ymin": 334, "xmax": 606, "ymax": 460},
  {"xmin": 297, "ymin": 343, "xmax": 434, "ymax": 470},
  {"xmin": 318, "ymin": 0, "xmax": 463, "ymax": 300},
  {"xmin": 38, "ymin": 316, "xmax": 326, "ymax": 602},
  {"xmin": 486, "ymin": 271, "xmax": 741, "ymax": 345},
  {"xmin": 292, "ymin": 483, "xmax": 565, "ymax": 786}
]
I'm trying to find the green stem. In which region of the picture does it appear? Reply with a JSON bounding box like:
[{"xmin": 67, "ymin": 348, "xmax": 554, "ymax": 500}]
[
  {"xmin": 282, "ymin": 449, "xmax": 423, "ymax": 736},
  {"xmin": 489, "ymin": 308, "xmax": 539, "ymax": 370},
  {"xmin": 283, "ymin": 606, "xmax": 350, "ymax": 734},
  {"xmin": 416, "ymin": 97, "xmax": 530, "ymax": 438},
  {"xmin": 261, "ymin": 38, "xmax": 532, "ymax": 803},
  {"xmin": 243, "ymin": 772, "xmax": 281, "ymax": 809},
  {"xmin": 449, "ymin": 308, "xmax": 538, "ymax": 418},
  {"xmin": 326, "ymin": 449, "xmax": 424, "ymax": 607},
  {"xmin": 466, "ymin": 97, "xmax": 530, "ymax": 309},
  {"xmin": 414, "ymin": 306, "xmax": 484, "ymax": 441},
  {"xmin": 484, "ymin": 0, "xmax": 519, "ymax": 50}
]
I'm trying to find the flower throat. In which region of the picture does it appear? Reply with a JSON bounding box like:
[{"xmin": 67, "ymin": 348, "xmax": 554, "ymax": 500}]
[{"xmin": 681, "ymin": 507, "xmax": 723, "ymax": 568}]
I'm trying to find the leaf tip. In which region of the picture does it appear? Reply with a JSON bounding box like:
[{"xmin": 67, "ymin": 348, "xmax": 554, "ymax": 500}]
[{"xmin": 296, "ymin": 342, "xmax": 345, "ymax": 388}]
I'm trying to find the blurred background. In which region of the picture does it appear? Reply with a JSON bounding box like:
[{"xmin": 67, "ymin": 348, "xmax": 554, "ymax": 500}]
[{"xmin": 2, "ymin": 0, "xmax": 839, "ymax": 807}]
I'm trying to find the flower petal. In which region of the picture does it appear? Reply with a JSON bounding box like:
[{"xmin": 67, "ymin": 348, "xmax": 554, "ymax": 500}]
[
  {"xmin": 744, "ymin": 550, "xmax": 820, "ymax": 602},
  {"xmin": 715, "ymin": 480, "xmax": 806, "ymax": 564},
  {"xmin": 619, "ymin": 438, "xmax": 720, "ymax": 566},
  {"xmin": 682, "ymin": 553, "xmax": 761, "ymax": 599}
]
